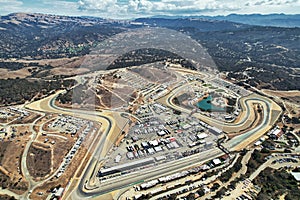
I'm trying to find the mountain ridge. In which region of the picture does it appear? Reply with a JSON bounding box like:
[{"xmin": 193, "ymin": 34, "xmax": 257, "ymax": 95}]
[
  {"xmin": 0, "ymin": 12, "xmax": 299, "ymax": 90},
  {"xmin": 148, "ymin": 13, "xmax": 300, "ymax": 28}
]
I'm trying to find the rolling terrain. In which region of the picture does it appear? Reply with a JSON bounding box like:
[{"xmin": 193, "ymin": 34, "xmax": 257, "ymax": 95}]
[
  {"xmin": 0, "ymin": 12, "xmax": 299, "ymax": 200},
  {"xmin": 0, "ymin": 13, "xmax": 299, "ymax": 108}
]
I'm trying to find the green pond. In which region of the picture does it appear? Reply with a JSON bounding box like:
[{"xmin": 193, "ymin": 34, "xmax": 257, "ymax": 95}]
[{"xmin": 197, "ymin": 95, "xmax": 225, "ymax": 112}]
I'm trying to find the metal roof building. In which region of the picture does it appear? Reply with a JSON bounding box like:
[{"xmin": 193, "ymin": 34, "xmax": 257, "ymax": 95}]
[
  {"xmin": 209, "ymin": 127, "xmax": 223, "ymax": 135},
  {"xmin": 99, "ymin": 157, "xmax": 155, "ymax": 177}
]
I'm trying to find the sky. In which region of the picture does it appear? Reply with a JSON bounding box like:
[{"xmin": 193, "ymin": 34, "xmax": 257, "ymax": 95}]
[{"xmin": 0, "ymin": 0, "xmax": 299, "ymax": 19}]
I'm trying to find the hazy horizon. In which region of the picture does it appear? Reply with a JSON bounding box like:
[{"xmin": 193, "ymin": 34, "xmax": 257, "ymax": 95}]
[{"xmin": 0, "ymin": 0, "xmax": 299, "ymax": 19}]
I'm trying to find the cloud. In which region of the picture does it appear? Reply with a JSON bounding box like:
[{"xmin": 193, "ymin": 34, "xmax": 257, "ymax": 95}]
[
  {"xmin": 254, "ymin": 1, "xmax": 266, "ymax": 5},
  {"xmin": 74, "ymin": 0, "xmax": 300, "ymax": 18},
  {"xmin": 77, "ymin": 0, "xmax": 244, "ymax": 17},
  {"xmin": 0, "ymin": 0, "xmax": 299, "ymax": 18},
  {"xmin": 128, "ymin": 0, "xmax": 153, "ymax": 12},
  {"xmin": 0, "ymin": 0, "xmax": 23, "ymax": 15},
  {"xmin": 246, "ymin": 0, "xmax": 299, "ymax": 6},
  {"xmin": 40, "ymin": 0, "xmax": 79, "ymax": 12},
  {"xmin": 241, "ymin": 0, "xmax": 300, "ymax": 15},
  {"xmin": 0, "ymin": 0, "xmax": 22, "ymax": 3},
  {"xmin": 23, "ymin": 1, "xmax": 83, "ymax": 17},
  {"xmin": 79, "ymin": 0, "xmax": 119, "ymax": 11}
]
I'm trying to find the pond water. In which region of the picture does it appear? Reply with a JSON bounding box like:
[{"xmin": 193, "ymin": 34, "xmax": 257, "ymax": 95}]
[{"xmin": 197, "ymin": 95, "xmax": 225, "ymax": 112}]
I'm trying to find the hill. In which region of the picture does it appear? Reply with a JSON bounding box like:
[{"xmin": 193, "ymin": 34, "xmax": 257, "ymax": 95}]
[
  {"xmin": 0, "ymin": 13, "xmax": 128, "ymax": 59},
  {"xmin": 151, "ymin": 14, "xmax": 300, "ymax": 28},
  {"xmin": 206, "ymin": 14, "xmax": 300, "ymax": 28},
  {"xmin": 0, "ymin": 13, "xmax": 299, "ymax": 90}
]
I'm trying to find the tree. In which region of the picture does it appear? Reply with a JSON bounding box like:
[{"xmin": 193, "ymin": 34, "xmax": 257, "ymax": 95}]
[
  {"xmin": 257, "ymin": 193, "xmax": 272, "ymax": 200},
  {"xmin": 261, "ymin": 148, "xmax": 270, "ymax": 154},
  {"xmin": 186, "ymin": 193, "xmax": 195, "ymax": 200}
]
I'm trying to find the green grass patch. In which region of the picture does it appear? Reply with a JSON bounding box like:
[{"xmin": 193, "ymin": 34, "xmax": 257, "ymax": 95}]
[
  {"xmin": 215, "ymin": 89, "xmax": 225, "ymax": 93},
  {"xmin": 202, "ymin": 83, "xmax": 212, "ymax": 87}
]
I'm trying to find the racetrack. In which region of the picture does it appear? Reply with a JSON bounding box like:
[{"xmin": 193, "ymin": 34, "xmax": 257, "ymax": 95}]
[
  {"xmin": 25, "ymin": 91, "xmax": 124, "ymax": 200},
  {"xmin": 24, "ymin": 78, "xmax": 282, "ymax": 199},
  {"xmin": 159, "ymin": 83, "xmax": 282, "ymax": 151}
]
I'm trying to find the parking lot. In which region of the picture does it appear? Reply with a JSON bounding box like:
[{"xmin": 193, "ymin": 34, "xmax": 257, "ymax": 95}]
[{"xmin": 101, "ymin": 102, "xmax": 221, "ymax": 179}]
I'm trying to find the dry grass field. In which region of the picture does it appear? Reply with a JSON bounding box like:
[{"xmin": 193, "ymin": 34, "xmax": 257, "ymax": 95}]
[
  {"xmin": 0, "ymin": 137, "xmax": 30, "ymax": 194},
  {"xmin": 27, "ymin": 142, "xmax": 52, "ymax": 179}
]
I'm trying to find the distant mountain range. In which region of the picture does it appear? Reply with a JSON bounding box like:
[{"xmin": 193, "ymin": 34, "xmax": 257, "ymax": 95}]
[
  {"xmin": 0, "ymin": 13, "xmax": 299, "ymax": 90},
  {"xmin": 151, "ymin": 14, "xmax": 300, "ymax": 28}
]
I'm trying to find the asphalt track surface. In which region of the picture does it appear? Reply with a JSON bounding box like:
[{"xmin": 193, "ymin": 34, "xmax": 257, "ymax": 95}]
[
  {"xmin": 25, "ymin": 83, "xmax": 281, "ymax": 199},
  {"xmin": 164, "ymin": 82, "xmax": 281, "ymax": 150},
  {"xmin": 25, "ymin": 92, "xmax": 113, "ymax": 199},
  {"xmin": 38, "ymin": 93, "xmax": 223, "ymax": 199},
  {"xmin": 70, "ymin": 93, "xmax": 278, "ymax": 199},
  {"xmin": 77, "ymin": 149, "xmax": 224, "ymax": 199},
  {"xmin": 48, "ymin": 94, "xmax": 114, "ymax": 199},
  {"xmin": 165, "ymin": 81, "xmax": 270, "ymax": 129}
]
